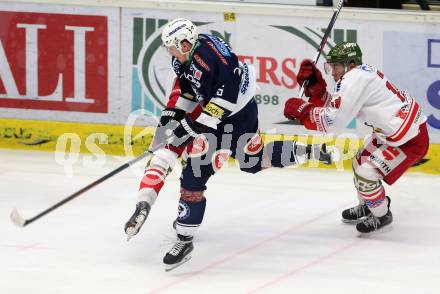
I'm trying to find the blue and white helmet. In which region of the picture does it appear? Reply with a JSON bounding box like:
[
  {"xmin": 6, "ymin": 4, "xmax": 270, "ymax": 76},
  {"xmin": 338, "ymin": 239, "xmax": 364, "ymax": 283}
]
[{"xmin": 161, "ymin": 18, "xmax": 198, "ymax": 54}]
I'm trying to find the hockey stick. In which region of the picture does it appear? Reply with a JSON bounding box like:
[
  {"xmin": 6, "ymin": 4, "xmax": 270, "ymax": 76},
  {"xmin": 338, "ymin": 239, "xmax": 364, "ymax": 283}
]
[
  {"xmin": 10, "ymin": 133, "xmax": 173, "ymax": 228},
  {"xmin": 298, "ymin": 0, "xmax": 344, "ymax": 98}
]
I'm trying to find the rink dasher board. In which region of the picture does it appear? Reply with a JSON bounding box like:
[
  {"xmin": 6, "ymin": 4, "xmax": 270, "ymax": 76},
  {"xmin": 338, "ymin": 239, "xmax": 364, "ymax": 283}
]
[
  {"xmin": 0, "ymin": 118, "xmax": 438, "ymax": 175},
  {"xmin": 0, "ymin": 1, "xmax": 439, "ymax": 142},
  {"xmin": 0, "ymin": 1, "xmax": 438, "ymax": 174}
]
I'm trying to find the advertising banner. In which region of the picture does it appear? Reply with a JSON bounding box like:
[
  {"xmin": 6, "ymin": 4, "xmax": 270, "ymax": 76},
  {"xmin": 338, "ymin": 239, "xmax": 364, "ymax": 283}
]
[
  {"xmin": 121, "ymin": 10, "xmax": 358, "ymax": 135},
  {"xmin": 121, "ymin": 8, "xmax": 440, "ymax": 142},
  {"xmin": 0, "ymin": 2, "xmax": 121, "ymax": 123},
  {"xmin": 383, "ymin": 32, "xmax": 440, "ymax": 143},
  {"xmin": 1, "ymin": 3, "xmax": 438, "ymax": 142}
]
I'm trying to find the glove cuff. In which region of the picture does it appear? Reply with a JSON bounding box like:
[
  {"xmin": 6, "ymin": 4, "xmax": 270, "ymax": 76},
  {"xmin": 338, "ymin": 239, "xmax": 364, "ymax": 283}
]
[{"xmin": 180, "ymin": 117, "xmax": 200, "ymax": 138}]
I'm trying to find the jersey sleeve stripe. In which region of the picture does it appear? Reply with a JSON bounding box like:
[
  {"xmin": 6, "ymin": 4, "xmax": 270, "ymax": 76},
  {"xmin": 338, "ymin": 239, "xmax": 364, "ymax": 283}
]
[
  {"xmin": 195, "ymin": 112, "xmax": 220, "ymax": 129},
  {"xmin": 388, "ymin": 98, "xmax": 415, "ymax": 139},
  {"xmin": 175, "ymin": 96, "xmax": 198, "ymax": 112},
  {"xmin": 387, "ymin": 101, "xmax": 419, "ymax": 142}
]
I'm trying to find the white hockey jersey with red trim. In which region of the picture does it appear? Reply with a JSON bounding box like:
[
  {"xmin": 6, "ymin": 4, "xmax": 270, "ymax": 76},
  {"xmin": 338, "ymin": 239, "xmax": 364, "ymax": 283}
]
[{"xmin": 309, "ymin": 64, "xmax": 427, "ymax": 147}]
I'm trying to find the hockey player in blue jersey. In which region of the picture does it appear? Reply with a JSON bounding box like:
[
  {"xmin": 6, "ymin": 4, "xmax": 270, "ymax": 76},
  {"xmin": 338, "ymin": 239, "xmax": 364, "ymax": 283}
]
[{"xmin": 124, "ymin": 18, "xmax": 337, "ymax": 271}]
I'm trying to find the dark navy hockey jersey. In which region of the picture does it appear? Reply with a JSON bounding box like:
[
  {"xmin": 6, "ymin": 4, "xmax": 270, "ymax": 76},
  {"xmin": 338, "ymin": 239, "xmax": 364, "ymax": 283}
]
[{"xmin": 171, "ymin": 34, "xmax": 255, "ymax": 129}]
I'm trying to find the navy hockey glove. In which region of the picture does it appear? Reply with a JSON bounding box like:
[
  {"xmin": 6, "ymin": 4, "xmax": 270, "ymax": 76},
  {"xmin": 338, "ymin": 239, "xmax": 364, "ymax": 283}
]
[
  {"xmin": 170, "ymin": 115, "xmax": 203, "ymax": 147},
  {"xmin": 150, "ymin": 108, "xmax": 186, "ymax": 149},
  {"xmin": 159, "ymin": 107, "xmax": 186, "ymax": 126}
]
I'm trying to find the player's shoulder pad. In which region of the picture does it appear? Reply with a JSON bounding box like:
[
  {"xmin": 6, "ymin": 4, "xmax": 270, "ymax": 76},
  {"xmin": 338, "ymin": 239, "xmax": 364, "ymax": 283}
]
[
  {"xmin": 352, "ymin": 64, "xmax": 377, "ymax": 80},
  {"xmin": 192, "ymin": 46, "xmax": 214, "ymax": 73},
  {"xmin": 197, "ymin": 34, "xmax": 233, "ymax": 68},
  {"xmin": 335, "ymin": 67, "xmax": 363, "ymax": 93},
  {"xmin": 357, "ymin": 64, "xmax": 377, "ymax": 73},
  {"xmin": 199, "ymin": 34, "xmax": 232, "ymax": 57},
  {"xmin": 345, "ymin": 64, "xmax": 376, "ymax": 82}
]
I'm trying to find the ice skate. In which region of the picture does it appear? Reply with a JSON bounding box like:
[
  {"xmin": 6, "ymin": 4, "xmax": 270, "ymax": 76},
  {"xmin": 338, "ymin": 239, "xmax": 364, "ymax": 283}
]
[
  {"xmin": 318, "ymin": 144, "xmax": 341, "ymax": 165},
  {"xmin": 356, "ymin": 210, "xmax": 393, "ymax": 237},
  {"xmin": 163, "ymin": 234, "xmax": 194, "ymax": 272},
  {"xmin": 341, "ymin": 203, "xmax": 371, "ymax": 224},
  {"xmin": 355, "ymin": 196, "xmax": 392, "ymax": 236},
  {"xmin": 124, "ymin": 201, "xmax": 151, "ymax": 241},
  {"xmin": 304, "ymin": 143, "xmax": 340, "ymax": 165}
]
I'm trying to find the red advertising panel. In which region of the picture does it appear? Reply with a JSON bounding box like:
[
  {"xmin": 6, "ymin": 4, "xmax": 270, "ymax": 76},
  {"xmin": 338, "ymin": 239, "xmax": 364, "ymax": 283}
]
[{"xmin": 0, "ymin": 11, "xmax": 108, "ymax": 113}]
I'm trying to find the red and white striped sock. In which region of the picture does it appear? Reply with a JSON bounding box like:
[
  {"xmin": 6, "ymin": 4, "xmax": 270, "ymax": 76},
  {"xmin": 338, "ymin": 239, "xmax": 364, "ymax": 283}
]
[{"xmin": 358, "ymin": 185, "xmax": 388, "ymax": 217}]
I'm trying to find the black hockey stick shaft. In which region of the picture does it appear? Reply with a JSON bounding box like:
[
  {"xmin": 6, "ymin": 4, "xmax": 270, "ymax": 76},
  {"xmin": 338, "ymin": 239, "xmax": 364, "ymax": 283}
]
[
  {"xmin": 11, "ymin": 150, "xmax": 154, "ymax": 227},
  {"xmin": 299, "ymin": 0, "xmax": 344, "ymax": 98}
]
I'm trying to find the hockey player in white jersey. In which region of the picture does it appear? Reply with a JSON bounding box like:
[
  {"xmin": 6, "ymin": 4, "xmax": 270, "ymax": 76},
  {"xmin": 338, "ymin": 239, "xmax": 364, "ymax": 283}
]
[{"xmin": 284, "ymin": 42, "xmax": 429, "ymax": 236}]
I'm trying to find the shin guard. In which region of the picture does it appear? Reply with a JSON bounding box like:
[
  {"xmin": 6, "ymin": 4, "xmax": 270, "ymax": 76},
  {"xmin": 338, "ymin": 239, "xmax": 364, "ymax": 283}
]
[{"xmin": 175, "ymin": 189, "xmax": 206, "ymax": 237}]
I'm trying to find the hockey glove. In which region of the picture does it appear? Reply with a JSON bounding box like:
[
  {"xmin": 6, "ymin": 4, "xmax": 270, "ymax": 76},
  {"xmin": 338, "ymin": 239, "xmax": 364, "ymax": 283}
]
[
  {"xmin": 284, "ymin": 97, "xmax": 315, "ymax": 122},
  {"xmin": 297, "ymin": 59, "xmax": 327, "ymax": 104},
  {"xmin": 169, "ymin": 115, "xmax": 202, "ymax": 148},
  {"xmin": 149, "ymin": 107, "xmax": 186, "ymax": 150},
  {"xmin": 159, "ymin": 107, "xmax": 186, "ymax": 127}
]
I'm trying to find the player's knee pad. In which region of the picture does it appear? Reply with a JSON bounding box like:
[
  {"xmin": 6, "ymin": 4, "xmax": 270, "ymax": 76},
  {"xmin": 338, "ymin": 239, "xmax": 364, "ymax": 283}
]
[
  {"xmin": 138, "ymin": 148, "xmax": 178, "ymax": 203},
  {"xmin": 352, "ymin": 159, "xmax": 386, "ymax": 208},
  {"xmin": 352, "ymin": 159, "xmax": 382, "ymax": 191},
  {"xmin": 149, "ymin": 148, "xmax": 178, "ymax": 174},
  {"xmin": 175, "ymin": 189, "xmax": 206, "ymax": 237}
]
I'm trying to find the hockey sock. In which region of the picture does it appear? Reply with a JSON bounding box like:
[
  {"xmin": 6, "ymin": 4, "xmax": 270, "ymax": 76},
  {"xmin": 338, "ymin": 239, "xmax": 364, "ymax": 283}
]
[
  {"xmin": 175, "ymin": 189, "xmax": 206, "ymax": 237},
  {"xmin": 358, "ymin": 186, "xmax": 388, "ymax": 217}
]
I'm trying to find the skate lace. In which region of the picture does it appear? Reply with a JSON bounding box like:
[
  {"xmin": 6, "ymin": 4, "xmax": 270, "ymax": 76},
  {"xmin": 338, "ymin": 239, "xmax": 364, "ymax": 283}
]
[
  {"xmin": 363, "ymin": 215, "xmax": 380, "ymax": 229},
  {"xmin": 169, "ymin": 241, "xmax": 189, "ymax": 256},
  {"xmin": 349, "ymin": 205, "xmax": 366, "ymax": 217}
]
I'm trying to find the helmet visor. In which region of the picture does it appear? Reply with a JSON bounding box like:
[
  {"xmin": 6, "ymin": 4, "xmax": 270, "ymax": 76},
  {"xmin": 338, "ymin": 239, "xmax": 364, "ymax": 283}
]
[
  {"xmin": 324, "ymin": 62, "xmax": 344, "ymax": 75},
  {"xmin": 162, "ymin": 43, "xmax": 181, "ymax": 56}
]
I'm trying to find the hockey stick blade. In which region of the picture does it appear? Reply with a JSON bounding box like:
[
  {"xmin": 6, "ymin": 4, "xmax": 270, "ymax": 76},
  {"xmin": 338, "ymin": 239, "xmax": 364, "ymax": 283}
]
[
  {"xmin": 9, "ymin": 149, "xmax": 158, "ymax": 228},
  {"xmin": 10, "ymin": 208, "xmax": 27, "ymax": 227}
]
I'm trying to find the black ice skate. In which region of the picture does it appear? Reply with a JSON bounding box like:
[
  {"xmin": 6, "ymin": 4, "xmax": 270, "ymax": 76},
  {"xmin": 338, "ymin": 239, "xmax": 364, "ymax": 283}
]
[
  {"xmin": 163, "ymin": 234, "xmax": 194, "ymax": 272},
  {"xmin": 341, "ymin": 203, "xmax": 371, "ymax": 223},
  {"xmin": 356, "ymin": 197, "xmax": 393, "ymax": 236},
  {"xmin": 124, "ymin": 201, "xmax": 151, "ymax": 241},
  {"xmin": 356, "ymin": 210, "xmax": 393, "ymax": 236},
  {"xmin": 307, "ymin": 143, "xmax": 340, "ymax": 165}
]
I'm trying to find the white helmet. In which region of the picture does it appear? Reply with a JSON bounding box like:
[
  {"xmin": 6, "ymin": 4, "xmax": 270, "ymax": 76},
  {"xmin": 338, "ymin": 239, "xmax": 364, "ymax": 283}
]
[{"xmin": 161, "ymin": 18, "xmax": 198, "ymax": 54}]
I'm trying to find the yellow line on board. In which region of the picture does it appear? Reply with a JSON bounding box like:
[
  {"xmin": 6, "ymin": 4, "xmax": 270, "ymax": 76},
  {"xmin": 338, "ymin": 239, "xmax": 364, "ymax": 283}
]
[{"xmin": 1, "ymin": 118, "xmax": 439, "ymax": 174}]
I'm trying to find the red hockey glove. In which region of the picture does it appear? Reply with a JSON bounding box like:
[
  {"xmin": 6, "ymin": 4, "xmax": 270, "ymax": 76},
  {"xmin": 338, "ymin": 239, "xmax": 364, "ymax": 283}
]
[
  {"xmin": 284, "ymin": 98, "xmax": 315, "ymax": 121},
  {"xmin": 297, "ymin": 59, "xmax": 327, "ymax": 103}
]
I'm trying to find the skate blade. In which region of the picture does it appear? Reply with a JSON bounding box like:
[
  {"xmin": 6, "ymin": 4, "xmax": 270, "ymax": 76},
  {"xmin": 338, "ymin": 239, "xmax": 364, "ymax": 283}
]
[
  {"xmin": 125, "ymin": 215, "xmax": 146, "ymax": 241},
  {"xmin": 329, "ymin": 146, "xmax": 341, "ymax": 163},
  {"xmin": 125, "ymin": 225, "xmax": 140, "ymax": 242},
  {"xmin": 357, "ymin": 224, "xmax": 393, "ymax": 238},
  {"xmin": 164, "ymin": 254, "xmax": 192, "ymax": 272},
  {"xmin": 341, "ymin": 218, "xmax": 365, "ymax": 224},
  {"xmin": 126, "ymin": 229, "xmax": 135, "ymax": 241}
]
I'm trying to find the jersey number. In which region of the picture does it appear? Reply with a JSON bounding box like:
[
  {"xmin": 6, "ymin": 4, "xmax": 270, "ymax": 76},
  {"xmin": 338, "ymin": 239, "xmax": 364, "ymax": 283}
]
[{"xmin": 377, "ymin": 70, "xmax": 405, "ymax": 102}]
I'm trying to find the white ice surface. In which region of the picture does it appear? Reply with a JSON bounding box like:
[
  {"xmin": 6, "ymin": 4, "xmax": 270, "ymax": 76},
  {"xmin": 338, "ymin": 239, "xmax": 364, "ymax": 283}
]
[{"xmin": 1, "ymin": 149, "xmax": 440, "ymax": 294}]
